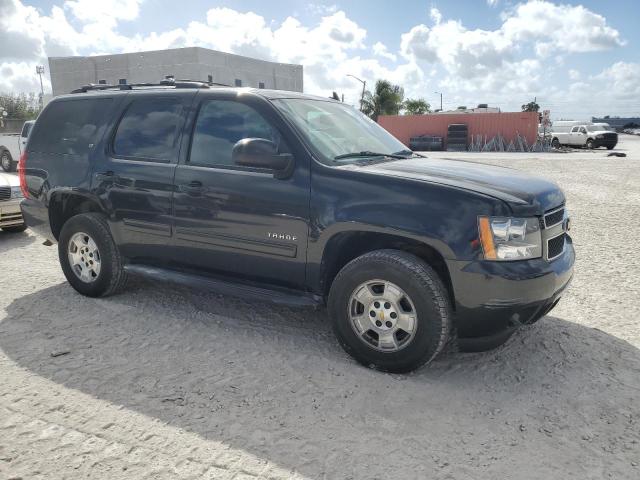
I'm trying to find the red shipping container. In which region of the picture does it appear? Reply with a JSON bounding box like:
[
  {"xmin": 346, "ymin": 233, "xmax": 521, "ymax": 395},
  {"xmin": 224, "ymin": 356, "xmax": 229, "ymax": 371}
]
[{"xmin": 378, "ymin": 112, "xmax": 539, "ymax": 148}]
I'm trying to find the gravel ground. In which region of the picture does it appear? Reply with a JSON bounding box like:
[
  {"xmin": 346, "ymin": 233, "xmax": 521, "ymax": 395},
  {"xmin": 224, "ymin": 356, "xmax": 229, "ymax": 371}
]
[{"xmin": 1, "ymin": 136, "xmax": 639, "ymax": 479}]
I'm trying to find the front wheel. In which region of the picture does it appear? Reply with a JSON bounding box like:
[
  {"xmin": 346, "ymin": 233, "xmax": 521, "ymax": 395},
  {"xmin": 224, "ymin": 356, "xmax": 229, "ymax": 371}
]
[
  {"xmin": 58, "ymin": 213, "xmax": 127, "ymax": 297},
  {"xmin": 1, "ymin": 151, "xmax": 13, "ymax": 172},
  {"xmin": 328, "ymin": 250, "xmax": 452, "ymax": 373}
]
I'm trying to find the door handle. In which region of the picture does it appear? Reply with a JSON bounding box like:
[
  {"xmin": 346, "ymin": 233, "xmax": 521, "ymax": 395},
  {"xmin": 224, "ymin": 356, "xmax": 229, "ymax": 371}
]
[{"xmin": 179, "ymin": 180, "xmax": 203, "ymax": 194}]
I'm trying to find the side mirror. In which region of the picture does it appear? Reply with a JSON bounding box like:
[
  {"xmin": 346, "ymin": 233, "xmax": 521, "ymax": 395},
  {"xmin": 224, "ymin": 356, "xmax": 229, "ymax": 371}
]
[{"xmin": 232, "ymin": 138, "xmax": 293, "ymax": 177}]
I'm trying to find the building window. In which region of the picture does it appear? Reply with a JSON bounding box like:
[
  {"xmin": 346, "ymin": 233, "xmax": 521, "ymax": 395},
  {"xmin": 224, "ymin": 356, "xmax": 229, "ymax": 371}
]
[
  {"xmin": 207, "ymin": 75, "xmax": 213, "ymax": 83},
  {"xmin": 119, "ymin": 78, "xmax": 127, "ymax": 85},
  {"xmin": 258, "ymin": 82, "xmax": 265, "ymax": 89},
  {"xmin": 98, "ymin": 79, "xmax": 107, "ymax": 85},
  {"xmin": 235, "ymin": 79, "xmax": 242, "ymax": 87}
]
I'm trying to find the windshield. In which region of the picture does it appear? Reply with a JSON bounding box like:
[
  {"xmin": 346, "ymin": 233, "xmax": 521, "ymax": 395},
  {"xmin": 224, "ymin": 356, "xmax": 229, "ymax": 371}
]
[{"xmin": 272, "ymin": 98, "xmax": 409, "ymax": 165}]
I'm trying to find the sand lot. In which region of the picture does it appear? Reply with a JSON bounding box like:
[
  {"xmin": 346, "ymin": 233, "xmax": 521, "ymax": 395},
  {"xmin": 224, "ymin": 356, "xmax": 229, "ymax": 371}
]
[{"xmin": 1, "ymin": 136, "xmax": 639, "ymax": 479}]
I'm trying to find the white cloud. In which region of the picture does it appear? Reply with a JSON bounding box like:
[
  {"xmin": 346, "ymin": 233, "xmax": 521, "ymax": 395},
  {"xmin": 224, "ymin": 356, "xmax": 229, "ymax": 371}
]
[
  {"xmin": 594, "ymin": 61, "xmax": 640, "ymax": 99},
  {"xmin": 487, "ymin": 0, "xmax": 499, "ymax": 6},
  {"xmin": 372, "ymin": 42, "xmax": 397, "ymax": 62},
  {"xmin": 429, "ymin": 7, "xmax": 442, "ymax": 25},
  {"xmin": 64, "ymin": 0, "xmax": 143, "ymax": 24},
  {"xmin": 0, "ymin": 0, "xmax": 632, "ymax": 118},
  {"xmin": 501, "ymin": 0, "xmax": 624, "ymax": 55}
]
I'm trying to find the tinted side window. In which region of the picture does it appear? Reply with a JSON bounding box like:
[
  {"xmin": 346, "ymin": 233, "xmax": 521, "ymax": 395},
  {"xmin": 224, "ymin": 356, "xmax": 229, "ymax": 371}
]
[
  {"xmin": 113, "ymin": 98, "xmax": 183, "ymax": 161},
  {"xmin": 21, "ymin": 122, "xmax": 32, "ymax": 137},
  {"xmin": 28, "ymin": 99, "xmax": 112, "ymax": 155},
  {"xmin": 190, "ymin": 100, "xmax": 283, "ymax": 167}
]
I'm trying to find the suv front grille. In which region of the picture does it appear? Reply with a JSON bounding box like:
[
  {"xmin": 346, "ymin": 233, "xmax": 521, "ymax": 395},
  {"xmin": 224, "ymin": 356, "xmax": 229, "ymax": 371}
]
[
  {"xmin": 543, "ymin": 207, "xmax": 564, "ymax": 228},
  {"xmin": 0, "ymin": 186, "xmax": 10, "ymax": 201},
  {"xmin": 547, "ymin": 233, "xmax": 566, "ymax": 260}
]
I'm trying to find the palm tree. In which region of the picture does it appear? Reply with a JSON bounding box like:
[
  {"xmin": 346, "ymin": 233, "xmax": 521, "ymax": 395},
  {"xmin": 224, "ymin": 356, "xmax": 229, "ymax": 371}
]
[{"xmin": 361, "ymin": 80, "xmax": 404, "ymax": 121}]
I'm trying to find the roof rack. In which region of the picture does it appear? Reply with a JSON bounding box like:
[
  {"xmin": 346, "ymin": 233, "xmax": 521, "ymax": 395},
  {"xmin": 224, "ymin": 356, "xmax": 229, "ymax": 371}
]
[{"xmin": 70, "ymin": 76, "xmax": 231, "ymax": 94}]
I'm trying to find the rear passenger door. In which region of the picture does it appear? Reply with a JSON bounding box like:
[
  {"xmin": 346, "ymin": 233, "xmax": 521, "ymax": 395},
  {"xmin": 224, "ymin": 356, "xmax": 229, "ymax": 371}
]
[
  {"xmin": 172, "ymin": 93, "xmax": 310, "ymax": 288},
  {"xmin": 92, "ymin": 91, "xmax": 196, "ymax": 259}
]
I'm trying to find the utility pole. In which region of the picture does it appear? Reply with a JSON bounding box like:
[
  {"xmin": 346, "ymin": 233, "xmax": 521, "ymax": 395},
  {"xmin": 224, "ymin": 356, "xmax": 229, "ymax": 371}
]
[
  {"xmin": 434, "ymin": 91, "xmax": 443, "ymax": 111},
  {"xmin": 347, "ymin": 74, "xmax": 367, "ymax": 112},
  {"xmin": 36, "ymin": 65, "xmax": 45, "ymax": 110}
]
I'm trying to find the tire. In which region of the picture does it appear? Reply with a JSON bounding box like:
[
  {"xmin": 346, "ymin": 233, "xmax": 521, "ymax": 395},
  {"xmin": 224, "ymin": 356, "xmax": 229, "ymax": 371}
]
[
  {"xmin": 328, "ymin": 249, "xmax": 452, "ymax": 373},
  {"xmin": 1, "ymin": 150, "xmax": 13, "ymax": 172},
  {"xmin": 1, "ymin": 224, "xmax": 27, "ymax": 233},
  {"xmin": 58, "ymin": 212, "xmax": 128, "ymax": 297},
  {"xmin": 586, "ymin": 139, "xmax": 594, "ymax": 149},
  {"xmin": 551, "ymin": 138, "xmax": 560, "ymax": 148},
  {"xmin": 607, "ymin": 145, "xmax": 615, "ymax": 150}
]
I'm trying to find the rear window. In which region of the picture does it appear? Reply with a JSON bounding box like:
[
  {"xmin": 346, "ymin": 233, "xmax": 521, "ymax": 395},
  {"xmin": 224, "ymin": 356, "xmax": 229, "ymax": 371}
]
[
  {"xmin": 112, "ymin": 97, "xmax": 183, "ymax": 161},
  {"xmin": 29, "ymin": 98, "xmax": 112, "ymax": 155}
]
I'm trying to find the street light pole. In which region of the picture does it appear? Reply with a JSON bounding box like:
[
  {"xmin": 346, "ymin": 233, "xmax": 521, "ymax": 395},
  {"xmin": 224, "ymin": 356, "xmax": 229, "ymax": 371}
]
[
  {"xmin": 36, "ymin": 65, "xmax": 45, "ymax": 109},
  {"xmin": 434, "ymin": 91, "xmax": 443, "ymax": 111},
  {"xmin": 347, "ymin": 74, "xmax": 367, "ymax": 112}
]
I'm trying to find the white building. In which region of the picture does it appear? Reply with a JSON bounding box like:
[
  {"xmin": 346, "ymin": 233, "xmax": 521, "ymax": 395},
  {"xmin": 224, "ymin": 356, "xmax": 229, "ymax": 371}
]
[{"xmin": 48, "ymin": 47, "xmax": 303, "ymax": 96}]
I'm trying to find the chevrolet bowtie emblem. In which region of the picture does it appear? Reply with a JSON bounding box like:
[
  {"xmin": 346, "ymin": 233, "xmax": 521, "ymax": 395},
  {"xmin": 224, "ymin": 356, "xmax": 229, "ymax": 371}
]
[{"xmin": 379, "ymin": 312, "xmax": 385, "ymax": 321}]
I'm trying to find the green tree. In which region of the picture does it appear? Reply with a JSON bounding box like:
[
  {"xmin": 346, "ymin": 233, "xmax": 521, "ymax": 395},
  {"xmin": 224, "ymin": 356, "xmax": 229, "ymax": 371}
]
[
  {"xmin": 361, "ymin": 80, "xmax": 404, "ymax": 121},
  {"xmin": 0, "ymin": 92, "xmax": 40, "ymax": 120},
  {"xmin": 521, "ymin": 101, "xmax": 540, "ymax": 112},
  {"xmin": 403, "ymin": 98, "xmax": 431, "ymax": 115}
]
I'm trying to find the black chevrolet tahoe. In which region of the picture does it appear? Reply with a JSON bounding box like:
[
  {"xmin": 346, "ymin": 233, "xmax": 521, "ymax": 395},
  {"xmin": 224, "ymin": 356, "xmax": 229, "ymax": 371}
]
[{"xmin": 20, "ymin": 80, "xmax": 574, "ymax": 372}]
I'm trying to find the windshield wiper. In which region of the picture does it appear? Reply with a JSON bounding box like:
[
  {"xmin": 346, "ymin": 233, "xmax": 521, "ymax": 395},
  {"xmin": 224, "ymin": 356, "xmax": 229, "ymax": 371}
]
[{"xmin": 334, "ymin": 151, "xmax": 406, "ymax": 161}]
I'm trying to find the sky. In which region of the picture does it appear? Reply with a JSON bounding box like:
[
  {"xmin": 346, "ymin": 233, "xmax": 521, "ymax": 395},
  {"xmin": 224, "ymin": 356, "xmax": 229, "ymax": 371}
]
[{"xmin": 1, "ymin": 0, "xmax": 639, "ymax": 120}]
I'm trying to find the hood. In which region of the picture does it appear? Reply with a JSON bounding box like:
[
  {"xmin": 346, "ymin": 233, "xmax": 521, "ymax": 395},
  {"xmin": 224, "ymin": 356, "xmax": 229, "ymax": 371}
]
[
  {"xmin": 348, "ymin": 158, "xmax": 565, "ymax": 214},
  {"xmin": 0, "ymin": 172, "xmax": 20, "ymax": 188}
]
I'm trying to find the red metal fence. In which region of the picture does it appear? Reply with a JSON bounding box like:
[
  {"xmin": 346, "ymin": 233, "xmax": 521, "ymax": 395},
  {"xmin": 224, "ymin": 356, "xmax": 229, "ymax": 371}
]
[{"xmin": 378, "ymin": 112, "xmax": 539, "ymax": 147}]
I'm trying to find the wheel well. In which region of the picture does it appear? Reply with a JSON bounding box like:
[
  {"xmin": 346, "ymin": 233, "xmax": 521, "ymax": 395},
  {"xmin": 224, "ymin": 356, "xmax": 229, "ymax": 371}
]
[
  {"xmin": 49, "ymin": 193, "xmax": 104, "ymax": 240},
  {"xmin": 321, "ymin": 232, "xmax": 455, "ymax": 308}
]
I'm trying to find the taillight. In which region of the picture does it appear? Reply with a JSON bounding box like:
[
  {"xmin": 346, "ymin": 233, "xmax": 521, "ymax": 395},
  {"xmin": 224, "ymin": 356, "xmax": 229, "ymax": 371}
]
[{"xmin": 18, "ymin": 151, "xmax": 29, "ymax": 199}]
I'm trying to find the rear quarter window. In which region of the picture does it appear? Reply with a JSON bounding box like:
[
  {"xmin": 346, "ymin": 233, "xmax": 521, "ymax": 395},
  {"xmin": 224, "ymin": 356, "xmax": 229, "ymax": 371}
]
[{"xmin": 28, "ymin": 98, "xmax": 112, "ymax": 155}]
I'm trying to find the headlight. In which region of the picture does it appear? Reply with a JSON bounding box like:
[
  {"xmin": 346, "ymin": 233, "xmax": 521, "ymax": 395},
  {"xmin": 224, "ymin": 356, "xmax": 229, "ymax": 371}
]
[
  {"xmin": 478, "ymin": 216, "xmax": 542, "ymax": 260},
  {"xmin": 11, "ymin": 186, "xmax": 23, "ymax": 198}
]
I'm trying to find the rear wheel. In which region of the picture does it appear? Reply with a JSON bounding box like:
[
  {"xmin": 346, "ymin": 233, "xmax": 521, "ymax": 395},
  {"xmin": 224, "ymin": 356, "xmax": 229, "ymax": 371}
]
[
  {"xmin": 586, "ymin": 139, "xmax": 594, "ymax": 149},
  {"xmin": 1, "ymin": 151, "xmax": 13, "ymax": 172},
  {"xmin": 58, "ymin": 213, "xmax": 127, "ymax": 297},
  {"xmin": 551, "ymin": 138, "xmax": 560, "ymax": 148},
  {"xmin": 328, "ymin": 250, "xmax": 451, "ymax": 373}
]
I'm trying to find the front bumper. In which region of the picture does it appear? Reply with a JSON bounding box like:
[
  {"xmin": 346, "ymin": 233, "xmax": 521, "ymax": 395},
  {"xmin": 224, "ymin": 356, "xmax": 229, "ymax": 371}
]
[
  {"xmin": 446, "ymin": 236, "xmax": 575, "ymax": 340},
  {"xmin": 593, "ymin": 137, "xmax": 617, "ymax": 148},
  {"xmin": 0, "ymin": 199, "xmax": 24, "ymax": 228}
]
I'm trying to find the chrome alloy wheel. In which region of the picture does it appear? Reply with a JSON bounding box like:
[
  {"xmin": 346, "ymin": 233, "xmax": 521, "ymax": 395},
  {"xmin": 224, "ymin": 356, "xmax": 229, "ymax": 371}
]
[
  {"xmin": 348, "ymin": 280, "xmax": 418, "ymax": 352},
  {"xmin": 67, "ymin": 232, "xmax": 101, "ymax": 283},
  {"xmin": 1, "ymin": 152, "xmax": 11, "ymax": 171}
]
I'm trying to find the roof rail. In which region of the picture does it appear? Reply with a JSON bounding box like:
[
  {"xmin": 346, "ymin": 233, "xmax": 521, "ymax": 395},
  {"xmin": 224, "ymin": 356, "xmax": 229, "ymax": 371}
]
[{"xmin": 70, "ymin": 76, "xmax": 231, "ymax": 94}]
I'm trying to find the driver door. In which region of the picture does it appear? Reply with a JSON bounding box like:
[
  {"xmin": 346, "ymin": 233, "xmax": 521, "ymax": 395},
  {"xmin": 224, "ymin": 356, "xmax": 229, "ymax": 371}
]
[{"xmin": 172, "ymin": 93, "xmax": 310, "ymax": 288}]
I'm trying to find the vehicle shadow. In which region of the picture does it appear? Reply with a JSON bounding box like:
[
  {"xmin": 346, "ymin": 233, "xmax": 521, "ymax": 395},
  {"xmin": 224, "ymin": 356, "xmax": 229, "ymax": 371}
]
[
  {"xmin": 0, "ymin": 229, "xmax": 37, "ymax": 254},
  {"xmin": 2, "ymin": 279, "xmax": 639, "ymax": 478}
]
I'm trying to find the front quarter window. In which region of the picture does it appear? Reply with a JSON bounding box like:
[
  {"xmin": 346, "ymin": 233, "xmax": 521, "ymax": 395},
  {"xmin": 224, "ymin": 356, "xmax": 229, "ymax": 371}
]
[{"xmin": 273, "ymin": 98, "xmax": 408, "ymax": 165}]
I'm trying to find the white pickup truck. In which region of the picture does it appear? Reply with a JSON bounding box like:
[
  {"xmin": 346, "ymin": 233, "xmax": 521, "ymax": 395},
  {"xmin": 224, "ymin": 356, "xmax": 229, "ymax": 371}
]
[
  {"xmin": 0, "ymin": 120, "xmax": 35, "ymax": 172},
  {"xmin": 551, "ymin": 123, "xmax": 618, "ymax": 150}
]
